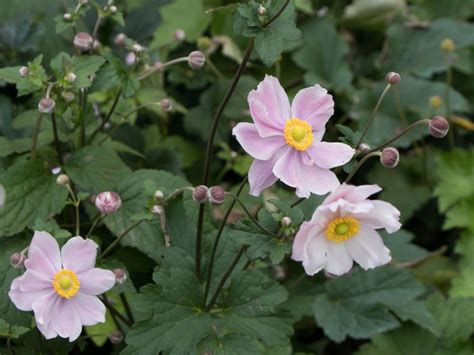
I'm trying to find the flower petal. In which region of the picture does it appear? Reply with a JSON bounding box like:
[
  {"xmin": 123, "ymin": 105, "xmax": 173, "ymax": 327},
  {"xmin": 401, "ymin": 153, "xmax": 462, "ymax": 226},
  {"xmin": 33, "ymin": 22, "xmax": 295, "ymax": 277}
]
[
  {"xmin": 78, "ymin": 268, "xmax": 116, "ymax": 296},
  {"xmin": 232, "ymin": 122, "xmax": 285, "ymax": 160},
  {"xmin": 33, "ymin": 292, "xmax": 60, "ymax": 339},
  {"xmin": 324, "ymin": 242, "xmax": 353, "ymax": 276},
  {"xmin": 354, "ymin": 200, "xmax": 401, "ymax": 233},
  {"xmin": 292, "ymin": 221, "xmax": 313, "ymax": 262},
  {"xmin": 9, "ymin": 277, "xmax": 51, "ymax": 311},
  {"xmin": 61, "ymin": 237, "xmax": 98, "ymax": 274},
  {"xmin": 71, "ymin": 293, "xmax": 106, "ymax": 326},
  {"xmin": 17, "ymin": 269, "xmax": 52, "ymax": 292},
  {"xmin": 50, "ymin": 298, "xmax": 83, "ymax": 342},
  {"xmin": 248, "ymin": 75, "xmax": 290, "ymax": 137},
  {"xmin": 306, "ymin": 142, "xmax": 355, "ymax": 169},
  {"xmin": 273, "ymin": 149, "xmax": 340, "ymax": 198},
  {"xmin": 24, "ymin": 247, "xmax": 57, "ymax": 279},
  {"xmin": 346, "ymin": 225, "xmax": 391, "ymax": 270},
  {"xmin": 248, "ymin": 148, "xmax": 287, "ymax": 196},
  {"xmin": 28, "ymin": 231, "xmax": 61, "ymax": 272},
  {"xmin": 291, "ymin": 84, "xmax": 334, "ymax": 131},
  {"xmin": 302, "ymin": 234, "xmax": 328, "ymax": 276},
  {"xmin": 323, "ymin": 183, "xmax": 382, "ymax": 205}
]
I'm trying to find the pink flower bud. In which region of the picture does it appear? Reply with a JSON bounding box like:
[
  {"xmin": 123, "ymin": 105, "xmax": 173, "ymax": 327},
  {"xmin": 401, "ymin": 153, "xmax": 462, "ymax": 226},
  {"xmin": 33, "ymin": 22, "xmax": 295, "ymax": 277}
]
[
  {"xmin": 151, "ymin": 205, "xmax": 163, "ymax": 214},
  {"xmin": 385, "ymin": 72, "xmax": 401, "ymax": 85},
  {"xmin": 38, "ymin": 98, "xmax": 56, "ymax": 114},
  {"xmin": 359, "ymin": 143, "xmax": 371, "ymax": 154},
  {"xmin": 114, "ymin": 33, "xmax": 126, "ymax": 47},
  {"xmin": 208, "ymin": 186, "xmax": 225, "ymax": 205},
  {"xmin": 281, "ymin": 216, "xmax": 292, "ymax": 227},
  {"xmin": 257, "ymin": 5, "xmax": 267, "ymax": 15},
  {"xmin": 56, "ymin": 174, "xmax": 70, "ymax": 186},
  {"xmin": 74, "ymin": 32, "xmax": 93, "ymax": 52},
  {"xmin": 65, "ymin": 72, "xmax": 76, "ymax": 83},
  {"xmin": 63, "ymin": 13, "xmax": 72, "ymax": 21},
  {"xmin": 109, "ymin": 5, "xmax": 117, "ymax": 14},
  {"xmin": 428, "ymin": 115, "xmax": 449, "ymax": 138},
  {"xmin": 192, "ymin": 185, "xmax": 208, "ymax": 204},
  {"xmin": 10, "ymin": 253, "xmax": 26, "ymax": 268},
  {"xmin": 160, "ymin": 98, "xmax": 172, "ymax": 112},
  {"xmin": 95, "ymin": 192, "xmax": 122, "ymax": 214},
  {"xmin": 19, "ymin": 66, "xmax": 29, "ymax": 77},
  {"xmin": 125, "ymin": 52, "xmax": 137, "ymax": 66},
  {"xmin": 51, "ymin": 166, "xmax": 62, "ymax": 175},
  {"xmin": 174, "ymin": 29, "xmax": 186, "ymax": 42},
  {"xmin": 380, "ymin": 147, "xmax": 399, "ymax": 168},
  {"xmin": 112, "ymin": 268, "xmax": 126, "ymax": 284},
  {"xmin": 154, "ymin": 190, "xmax": 164, "ymax": 200},
  {"xmin": 109, "ymin": 330, "xmax": 123, "ymax": 344},
  {"xmin": 188, "ymin": 51, "xmax": 206, "ymax": 70}
]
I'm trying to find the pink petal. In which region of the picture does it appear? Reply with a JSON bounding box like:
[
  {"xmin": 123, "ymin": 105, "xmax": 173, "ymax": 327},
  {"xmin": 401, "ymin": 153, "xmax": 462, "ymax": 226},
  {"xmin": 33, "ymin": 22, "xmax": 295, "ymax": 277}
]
[
  {"xmin": 273, "ymin": 149, "xmax": 340, "ymax": 198},
  {"xmin": 36, "ymin": 320, "xmax": 58, "ymax": 340},
  {"xmin": 345, "ymin": 225, "xmax": 391, "ymax": 270},
  {"xmin": 50, "ymin": 298, "xmax": 83, "ymax": 341},
  {"xmin": 28, "ymin": 231, "xmax": 61, "ymax": 271},
  {"xmin": 291, "ymin": 85, "xmax": 334, "ymax": 132},
  {"xmin": 61, "ymin": 237, "xmax": 98, "ymax": 274},
  {"xmin": 17, "ymin": 270, "xmax": 51, "ymax": 293},
  {"xmin": 354, "ymin": 200, "xmax": 401, "ymax": 233},
  {"xmin": 248, "ymin": 148, "xmax": 287, "ymax": 196},
  {"xmin": 9, "ymin": 277, "xmax": 50, "ymax": 311},
  {"xmin": 292, "ymin": 221, "xmax": 313, "ymax": 262},
  {"xmin": 71, "ymin": 293, "xmax": 106, "ymax": 326},
  {"xmin": 232, "ymin": 122, "xmax": 285, "ymax": 160},
  {"xmin": 302, "ymin": 234, "xmax": 328, "ymax": 276},
  {"xmin": 24, "ymin": 247, "xmax": 58, "ymax": 279},
  {"xmin": 32, "ymin": 291, "xmax": 58, "ymax": 326},
  {"xmin": 78, "ymin": 268, "xmax": 116, "ymax": 296},
  {"xmin": 248, "ymin": 75, "xmax": 290, "ymax": 137},
  {"xmin": 306, "ymin": 142, "xmax": 355, "ymax": 169},
  {"xmin": 343, "ymin": 184, "xmax": 382, "ymax": 203},
  {"xmin": 324, "ymin": 242, "xmax": 353, "ymax": 276}
]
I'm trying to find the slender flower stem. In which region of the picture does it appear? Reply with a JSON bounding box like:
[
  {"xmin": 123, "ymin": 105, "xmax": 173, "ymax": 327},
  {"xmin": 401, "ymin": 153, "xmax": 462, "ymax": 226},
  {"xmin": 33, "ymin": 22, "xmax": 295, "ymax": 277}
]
[
  {"xmin": 137, "ymin": 57, "xmax": 188, "ymax": 81},
  {"xmin": 85, "ymin": 214, "xmax": 103, "ymax": 239},
  {"xmin": 99, "ymin": 219, "xmax": 145, "ymax": 261},
  {"xmin": 89, "ymin": 90, "xmax": 122, "ymax": 142},
  {"xmin": 91, "ymin": 14, "xmax": 103, "ymax": 50},
  {"xmin": 356, "ymin": 83, "xmax": 392, "ymax": 148},
  {"xmin": 100, "ymin": 295, "xmax": 132, "ymax": 327},
  {"xmin": 51, "ymin": 113, "xmax": 63, "ymax": 165},
  {"xmin": 445, "ymin": 61, "xmax": 455, "ymax": 148},
  {"xmin": 66, "ymin": 184, "xmax": 81, "ymax": 235},
  {"xmin": 80, "ymin": 89, "xmax": 87, "ymax": 147},
  {"xmin": 205, "ymin": 245, "xmax": 248, "ymax": 311},
  {"xmin": 31, "ymin": 113, "xmax": 44, "ymax": 159},
  {"xmin": 119, "ymin": 293, "xmax": 135, "ymax": 324},
  {"xmin": 206, "ymin": 56, "xmax": 225, "ymax": 79},
  {"xmin": 264, "ymin": 0, "xmax": 290, "ymax": 27},
  {"xmin": 344, "ymin": 151, "xmax": 381, "ymax": 184},
  {"xmin": 204, "ymin": 177, "xmax": 247, "ymax": 304},
  {"xmin": 368, "ymin": 119, "xmax": 431, "ymax": 154},
  {"xmin": 291, "ymin": 197, "xmax": 305, "ymax": 208}
]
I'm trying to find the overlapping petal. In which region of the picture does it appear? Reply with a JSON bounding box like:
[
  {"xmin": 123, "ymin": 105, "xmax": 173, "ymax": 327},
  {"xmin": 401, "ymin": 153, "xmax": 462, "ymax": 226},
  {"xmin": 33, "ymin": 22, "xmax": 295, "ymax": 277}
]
[
  {"xmin": 291, "ymin": 84, "xmax": 334, "ymax": 132},
  {"xmin": 232, "ymin": 122, "xmax": 285, "ymax": 160},
  {"xmin": 61, "ymin": 237, "xmax": 98, "ymax": 273}
]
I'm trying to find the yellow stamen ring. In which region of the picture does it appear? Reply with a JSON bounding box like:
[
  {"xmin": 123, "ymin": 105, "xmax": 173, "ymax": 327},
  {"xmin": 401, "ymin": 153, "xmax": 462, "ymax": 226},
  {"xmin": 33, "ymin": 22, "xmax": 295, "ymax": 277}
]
[
  {"xmin": 284, "ymin": 118, "xmax": 313, "ymax": 151},
  {"xmin": 325, "ymin": 216, "xmax": 360, "ymax": 243},
  {"xmin": 52, "ymin": 269, "xmax": 80, "ymax": 299}
]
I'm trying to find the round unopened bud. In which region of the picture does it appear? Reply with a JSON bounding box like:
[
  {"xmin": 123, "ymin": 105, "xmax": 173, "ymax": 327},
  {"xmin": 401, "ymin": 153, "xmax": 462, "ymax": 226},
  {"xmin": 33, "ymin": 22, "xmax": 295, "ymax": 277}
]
[
  {"xmin": 65, "ymin": 72, "xmax": 76, "ymax": 83},
  {"xmin": 380, "ymin": 147, "xmax": 399, "ymax": 168},
  {"xmin": 95, "ymin": 192, "xmax": 122, "ymax": 214},
  {"xmin": 208, "ymin": 186, "xmax": 225, "ymax": 205},
  {"xmin": 109, "ymin": 330, "xmax": 123, "ymax": 344},
  {"xmin": 174, "ymin": 29, "xmax": 186, "ymax": 42},
  {"xmin": 74, "ymin": 32, "xmax": 93, "ymax": 52},
  {"xmin": 429, "ymin": 95, "xmax": 442, "ymax": 109},
  {"xmin": 159, "ymin": 98, "xmax": 172, "ymax": 112},
  {"xmin": 62, "ymin": 91, "xmax": 75, "ymax": 103},
  {"xmin": 230, "ymin": 151, "xmax": 238, "ymax": 159},
  {"xmin": 197, "ymin": 36, "xmax": 212, "ymax": 50},
  {"xmin": 428, "ymin": 115, "xmax": 449, "ymax": 138},
  {"xmin": 188, "ymin": 51, "xmax": 206, "ymax": 70},
  {"xmin": 79, "ymin": 0, "xmax": 88, "ymax": 5},
  {"xmin": 63, "ymin": 13, "xmax": 72, "ymax": 21},
  {"xmin": 151, "ymin": 205, "xmax": 163, "ymax": 215},
  {"xmin": 192, "ymin": 185, "xmax": 208, "ymax": 204},
  {"xmin": 38, "ymin": 98, "xmax": 56, "ymax": 114},
  {"xmin": 19, "ymin": 66, "xmax": 29, "ymax": 77},
  {"xmin": 257, "ymin": 5, "xmax": 267, "ymax": 15},
  {"xmin": 109, "ymin": 5, "xmax": 117, "ymax": 14},
  {"xmin": 359, "ymin": 143, "xmax": 371, "ymax": 154},
  {"xmin": 132, "ymin": 43, "xmax": 144, "ymax": 53},
  {"xmin": 154, "ymin": 190, "xmax": 164, "ymax": 200},
  {"xmin": 125, "ymin": 52, "xmax": 137, "ymax": 66},
  {"xmin": 51, "ymin": 166, "xmax": 62, "ymax": 175},
  {"xmin": 93, "ymin": 40, "xmax": 101, "ymax": 50},
  {"xmin": 441, "ymin": 38, "xmax": 455, "ymax": 53},
  {"xmin": 281, "ymin": 216, "xmax": 292, "ymax": 227},
  {"xmin": 114, "ymin": 33, "xmax": 126, "ymax": 47},
  {"xmin": 56, "ymin": 174, "xmax": 70, "ymax": 186},
  {"xmin": 10, "ymin": 253, "xmax": 26, "ymax": 268},
  {"xmin": 112, "ymin": 268, "xmax": 126, "ymax": 284},
  {"xmin": 385, "ymin": 72, "xmax": 401, "ymax": 85}
]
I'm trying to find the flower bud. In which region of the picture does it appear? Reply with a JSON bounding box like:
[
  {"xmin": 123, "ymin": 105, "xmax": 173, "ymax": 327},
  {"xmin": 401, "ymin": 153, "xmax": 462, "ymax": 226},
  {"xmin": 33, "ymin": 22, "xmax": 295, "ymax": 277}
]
[
  {"xmin": 63, "ymin": 13, "xmax": 72, "ymax": 21},
  {"xmin": 188, "ymin": 51, "xmax": 205, "ymax": 70},
  {"xmin": 441, "ymin": 38, "xmax": 455, "ymax": 53},
  {"xmin": 358, "ymin": 143, "xmax": 371, "ymax": 154},
  {"xmin": 257, "ymin": 5, "xmax": 267, "ymax": 15},
  {"xmin": 197, "ymin": 37, "xmax": 212, "ymax": 51},
  {"xmin": 79, "ymin": 0, "xmax": 88, "ymax": 5},
  {"xmin": 62, "ymin": 91, "xmax": 75, "ymax": 103},
  {"xmin": 74, "ymin": 32, "xmax": 93, "ymax": 52},
  {"xmin": 428, "ymin": 115, "xmax": 449, "ymax": 138},
  {"xmin": 208, "ymin": 186, "xmax": 225, "ymax": 205},
  {"xmin": 10, "ymin": 253, "xmax": 26, "ymax": 268},
  {"xmin": 174, "ymin": 29, "xmax": 186, "ymax": 42},
  {"xmin": 95, "ymin": 192, "xmax": 122, "ymax": 214},
  {"xmin": 109, "ymin": 330, "xmax": 123, "ymax": 344},
  {"xmin": 51, "ymin": 166, "xmax": 62, "ymax": 175},
  {"xmin": 65, "ymin": 72, "xmax": 76, "ymax": 83},
  {"xmin": 154, "ymin": 190, "xmax": 164, "ymax": 200},
  {"xmin": 385, "ymin": 72, "xmax": 401, "ymax": 85},
  {"xmin": 281, "ymin": 216, "xmax": 292, "ymax": 227},
  {"xmin": 192, "ymin": 185, "xmax": 208, "ymax": 204},
  {"xmin": 38, "ymin": 98, "xmax": 56, "ymax": 114},
  {"xmin": 230, "ymin": 151, "xmax": 238, "ymax": 159},
  {"xmin": 56, "ymin": 174, "xmax": 70, "ymax": 186},
  {"xmin": 132, "ymin": 43, "xmax": 144, "ymax": 53},
  {"xmin": 159, "ymin": 98, "xmax": 172, "ymax": 112},
  {"xmin": 125, "ymin": 52, "xmax": 137, "ymax": 66},
  {"xmin": 109, "ymin": 5, "xmax": 117, "ymax": 14},
  {"xmin": 114, "ymin": 33, "xmax": 126, "ymax": 47},
  {"xmin": 151, "ymin": 205, "xmax": 163, "ymax": 215},
  {"xmin": 93, "ymin": 40, "xmax": 101, "ymax": 51},
  {"xmin": 380, "ymin": 147, "xmax": 399, "ymax": 168},
  {"xmin": 19, "ymin": 66, "xmax": 29, "ymax": 77},
  {"xmin": 112, "ymin": 268, "xmax": 126, "ymax": 284}
]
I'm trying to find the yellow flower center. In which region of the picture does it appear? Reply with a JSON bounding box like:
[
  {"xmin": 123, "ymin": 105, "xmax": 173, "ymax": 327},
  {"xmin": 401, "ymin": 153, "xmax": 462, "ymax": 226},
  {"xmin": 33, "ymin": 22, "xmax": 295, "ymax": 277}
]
[
  {"xmin": 325, "ymin": 216, "xmax": 360, "ymax": 243},
  {"xmin": 52, "ymin": 269, "xmax": 80, "ymax": 299},
  {"xmin": 284, "ymin": 118, "xmax": 313, "ymax": 151}
]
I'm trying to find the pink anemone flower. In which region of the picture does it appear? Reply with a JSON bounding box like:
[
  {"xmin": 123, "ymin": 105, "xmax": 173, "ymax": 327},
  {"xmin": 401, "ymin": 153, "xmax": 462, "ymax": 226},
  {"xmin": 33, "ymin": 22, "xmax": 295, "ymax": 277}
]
[
  {"xmin": 232, "ymin": 75, "xmax": 354, "ymax": 198},
  {"xmin": 292, "ymin": 184, "xmax": 401, "ymax": 276},
  {"xmin": 9, "ymin": 231, "xmax": 116, "ymax": 341}
]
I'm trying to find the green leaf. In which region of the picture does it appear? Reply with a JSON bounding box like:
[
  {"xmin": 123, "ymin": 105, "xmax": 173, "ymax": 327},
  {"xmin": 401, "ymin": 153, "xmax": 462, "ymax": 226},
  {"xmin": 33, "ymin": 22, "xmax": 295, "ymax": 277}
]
[
  {"xmin": 380, "ymin": 229, "xmax": 429, "ymax": 263},
  {"xmin": 32, "ymin": 218, "xmax": 72, "ymax": 240},
  {"xmin": 0, "ymin": 160, "xmax": 68, "ymax": 236},
  {"xmin": 0, "ymin": 55, "xmax": 47, "ymax": 96},
  {"xmin": 450, "ymin": 230, "xmax": 474, "ymax": 297},
  {"xmin": 64, "ymin": 146, "xmax": 131, "ymax": 193},
  {"xmin": 71, "ymin": 55, "xmax": 106, "ymax": 89},
  {"xmin": 341, "ymin": 0, "xmax": 406, "ymax": 29},
  {"xmin": 411, "ymin": 0, "xmax": 474, "ymax": 20},
  {"xmin": 91, "ymin": 56, "xmax": 140, "ymax": 97},
  {"xmin": 0, "ymin": 319, "xmax": 29, "ymax": 338}
]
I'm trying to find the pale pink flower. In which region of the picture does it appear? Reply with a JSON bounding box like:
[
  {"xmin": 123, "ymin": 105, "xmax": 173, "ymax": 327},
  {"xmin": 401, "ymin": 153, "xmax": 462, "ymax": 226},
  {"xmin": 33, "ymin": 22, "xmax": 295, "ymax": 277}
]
[
  {"xmin": 9, "ymin": 232, "xmax": 116, "ymax": 341},
  {"xmin": 232, "ymin": 75, "xmax": 354, "ymax": 198},
  {"xmin": 292, "ymin": 184, "xmax": 401, "ymax": 276}
]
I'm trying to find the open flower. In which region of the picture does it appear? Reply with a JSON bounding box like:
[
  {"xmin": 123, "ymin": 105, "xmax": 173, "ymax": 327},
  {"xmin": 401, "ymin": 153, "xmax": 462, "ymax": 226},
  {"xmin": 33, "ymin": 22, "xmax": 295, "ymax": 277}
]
[
  {"xmin": 292, "ymin": 184, "xmax": 401, "ymax": 276},
  {"xmin": 9, "ymin": 232, "xmax": 116, "ymax": 341},
  {"xmin": 232, "ymin": 75, "xmax": 354, "ymax": 198}
]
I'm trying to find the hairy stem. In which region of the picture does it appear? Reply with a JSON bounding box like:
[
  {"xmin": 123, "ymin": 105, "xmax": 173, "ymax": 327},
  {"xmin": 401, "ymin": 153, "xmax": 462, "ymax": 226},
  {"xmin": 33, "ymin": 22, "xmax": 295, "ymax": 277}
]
[
  {"xmin": 31, "ymin": 114, "xmax": 44, "ymax": 160},
  {"xmin": 89, "ymin": 90, "xmax": 122, "ymax": 142},
  {"xmin": 344, "ymin": 151, "xmax": 382, "ymax": 184},
  {"xmin": 84, "ymin": 214, "xmax": 103, "ymax": 239},
  {"xmin": 119, "ymin": 293, "xmax": 135, "ymax": 324},
  {"xmin": 51, "ymin": 113, "xmax": 64, "ymax": 165},
  {"xmin": 138, "ymin": 57, "xmax": 188, "ymax": 81},
  {"xmin": 99, "ymin": 219, "xmax": 145, "ymax": 261},
  {"xmin": 100, "ymin": 295, "xmax": 132, "ymax": 327}
]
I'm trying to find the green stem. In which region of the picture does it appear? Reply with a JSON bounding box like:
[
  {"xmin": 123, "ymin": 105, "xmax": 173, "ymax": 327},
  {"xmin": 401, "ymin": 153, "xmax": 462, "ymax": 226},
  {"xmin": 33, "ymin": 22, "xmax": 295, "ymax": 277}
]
[
  {"xmin": 89, "ymin": 90, "xmax": 122, "ymax": 143},
  {"xmin": 264, "ymin": 0, "xmax": 290, "ymax": 27},
  {"xmin": 80, "ymin": 89, "xmax": 87, "ymax": 147},
  {"xmin": 51, "ymin": 113, "xmax": 64, "ymax": 165},
  {"xmin": 138, "ymin": 57, "xmax": 189, "ymax": 81},
  {"xmin": 344, "ymin": 152, "xmax": 381, "ymax": 184},
  {"xmin": 100, "ymin": 295, "xmax": 132, "ymax": 327},
  {"xmin": 291, "ymin": 198, "xmax": 305, "ymax": 208},
  {"xmin": 66, "ymin": 184, "xmax": 80, "ymax": 235},
  {"xmin": 99, "ymin": 219, "xmax": 145, "ymax": 261},
  {"xmin": 31, "ymin": 114, "xmax": 44, "ymax": 160},
  {"xmin": 85, "ymin": 214, "xmax": 103, "ymax": 239},
  {"xmin": 119, "ymin": 293, "xmax": 135, "ymax": 324},
  {"xmin": 445, "ymin": 63, "xmax": 454, "ymax": 148}
]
